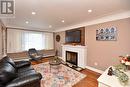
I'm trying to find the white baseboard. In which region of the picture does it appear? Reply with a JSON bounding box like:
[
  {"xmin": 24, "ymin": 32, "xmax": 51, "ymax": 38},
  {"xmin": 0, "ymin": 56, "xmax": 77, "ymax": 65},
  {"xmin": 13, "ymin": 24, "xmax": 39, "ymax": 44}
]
[
  {"xmin": 58, "ymin": 56, "xmax": 104, "ymax": 74},
  {"xmin": 86, "ymin": 66, "xmax": 104, "ymax": 74}
]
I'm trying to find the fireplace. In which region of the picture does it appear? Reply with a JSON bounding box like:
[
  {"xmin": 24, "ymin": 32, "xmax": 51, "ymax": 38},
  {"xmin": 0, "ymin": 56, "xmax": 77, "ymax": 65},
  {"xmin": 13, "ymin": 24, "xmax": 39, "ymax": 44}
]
[
  {"xmin": 62, "ymin": 45, "xmax": 87, "ymax": 68},
  {"xmin": 66, "ymin": 51, "xmax": 78, "ymax": 66}
]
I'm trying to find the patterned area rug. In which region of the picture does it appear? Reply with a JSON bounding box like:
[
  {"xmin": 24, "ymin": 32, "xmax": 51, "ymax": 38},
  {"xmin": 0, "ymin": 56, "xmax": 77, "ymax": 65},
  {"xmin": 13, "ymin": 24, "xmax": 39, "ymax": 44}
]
[{"xmin": 32, "ymin": 62, "xmax": 86, "ymax": 87}]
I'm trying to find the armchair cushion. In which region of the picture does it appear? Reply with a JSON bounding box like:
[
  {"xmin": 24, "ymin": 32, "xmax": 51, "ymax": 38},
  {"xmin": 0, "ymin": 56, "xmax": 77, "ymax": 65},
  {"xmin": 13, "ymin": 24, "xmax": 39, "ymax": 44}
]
[
  {"xmin": 18, "ymin": 70, "xmax": 36, "ymax": 77},
  {"xmin": 31, "ymin": 53, "xmax": 38, "ymax": 57},
  {"xmin": 28, "ymin": 48, "xmax": 43, "ymax": 61},
  {"xmin": 18, "ymin": 66, "xmax": 33, "ymax": 73}
]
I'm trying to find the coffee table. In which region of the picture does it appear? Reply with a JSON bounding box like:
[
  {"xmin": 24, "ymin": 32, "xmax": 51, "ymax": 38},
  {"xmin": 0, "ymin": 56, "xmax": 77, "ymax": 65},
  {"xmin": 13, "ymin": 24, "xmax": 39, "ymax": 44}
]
[{"xmin": 49, "ymin": 57, "xmax": 61, "ymax": 73}]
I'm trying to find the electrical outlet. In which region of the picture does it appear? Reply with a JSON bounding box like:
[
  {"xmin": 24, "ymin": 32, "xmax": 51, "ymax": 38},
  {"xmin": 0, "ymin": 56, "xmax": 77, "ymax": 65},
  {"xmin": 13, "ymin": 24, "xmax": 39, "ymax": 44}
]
[{"xmin": 94, "ymin": 62, "xmax": 98, "ymax": 66}]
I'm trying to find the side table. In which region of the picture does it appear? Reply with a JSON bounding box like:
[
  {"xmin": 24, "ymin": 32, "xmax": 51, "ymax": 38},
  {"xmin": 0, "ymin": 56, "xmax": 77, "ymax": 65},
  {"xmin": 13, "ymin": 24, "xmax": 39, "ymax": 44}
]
[{"xmin": 97, "ymin": 66, "xmax": 130, "ymax": 87}]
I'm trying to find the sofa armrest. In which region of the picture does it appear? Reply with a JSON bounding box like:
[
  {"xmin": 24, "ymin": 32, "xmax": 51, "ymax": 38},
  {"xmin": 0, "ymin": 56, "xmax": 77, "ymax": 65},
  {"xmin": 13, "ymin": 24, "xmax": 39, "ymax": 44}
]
[
  {"xmin": 15, "ymin": 61, "xmax": 31, "ymax": 68},
  {"xmin": 6, "ymin": 73, "xmax": 42, "ymax": 87}
]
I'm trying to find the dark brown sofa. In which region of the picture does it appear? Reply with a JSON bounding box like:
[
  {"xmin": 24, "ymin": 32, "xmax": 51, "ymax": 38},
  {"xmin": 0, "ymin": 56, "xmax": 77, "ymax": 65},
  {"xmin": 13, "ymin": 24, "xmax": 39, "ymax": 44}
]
[{"xmin": 0, "ymin": 56, "xmax": 42, "ymax": 87}]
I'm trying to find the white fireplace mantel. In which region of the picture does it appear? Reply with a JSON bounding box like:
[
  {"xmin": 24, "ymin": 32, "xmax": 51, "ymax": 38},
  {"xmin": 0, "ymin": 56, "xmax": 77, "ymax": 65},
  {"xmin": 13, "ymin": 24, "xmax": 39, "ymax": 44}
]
[{"xmin": 62, "ymin": 45, "xmax": 87, "ymax": 68}]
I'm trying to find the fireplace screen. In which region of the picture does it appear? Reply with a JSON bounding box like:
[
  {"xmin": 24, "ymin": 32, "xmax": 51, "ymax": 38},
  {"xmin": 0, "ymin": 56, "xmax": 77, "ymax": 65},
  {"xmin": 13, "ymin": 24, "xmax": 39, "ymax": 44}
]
[{"xmin": 66, "ymin": 51, "xmax": 78, "ymax": 66}]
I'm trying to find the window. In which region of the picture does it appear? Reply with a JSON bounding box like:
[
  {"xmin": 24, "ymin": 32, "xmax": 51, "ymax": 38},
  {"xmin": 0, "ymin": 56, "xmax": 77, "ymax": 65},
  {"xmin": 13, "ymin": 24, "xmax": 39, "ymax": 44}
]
[
  {"xmin": 22, "ymin": 32, "xmax": 44, "ymax": 50},
  {"xmin": 7, "ymin": 29, "xmax": 54, "ymax": 53}
]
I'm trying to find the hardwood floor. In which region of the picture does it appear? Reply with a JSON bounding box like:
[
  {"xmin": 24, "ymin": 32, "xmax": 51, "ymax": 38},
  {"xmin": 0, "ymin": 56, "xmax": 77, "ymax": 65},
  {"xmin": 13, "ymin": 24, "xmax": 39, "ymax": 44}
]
[
  {"xmin": 31, "ymin": 58, "xmax": 101, "ymax": 87},
  {"xmin": 73, "ymin": 69, "xmax": 100, "ymax": 87}
]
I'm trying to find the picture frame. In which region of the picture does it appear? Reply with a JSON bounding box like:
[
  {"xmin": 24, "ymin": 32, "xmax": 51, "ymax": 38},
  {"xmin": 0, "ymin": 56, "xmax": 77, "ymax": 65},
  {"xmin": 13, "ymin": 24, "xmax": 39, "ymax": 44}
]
[{"xmin": 96, "ymin": 27, "xmax": 117, "ymax": 41}]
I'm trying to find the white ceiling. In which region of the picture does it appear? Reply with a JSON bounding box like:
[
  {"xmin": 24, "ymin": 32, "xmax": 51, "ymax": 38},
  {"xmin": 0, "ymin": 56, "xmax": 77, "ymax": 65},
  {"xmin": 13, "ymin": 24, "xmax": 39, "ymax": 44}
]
[{"xmin": 2, "ymin": 0, "xmax": 130, "ymax": 32}]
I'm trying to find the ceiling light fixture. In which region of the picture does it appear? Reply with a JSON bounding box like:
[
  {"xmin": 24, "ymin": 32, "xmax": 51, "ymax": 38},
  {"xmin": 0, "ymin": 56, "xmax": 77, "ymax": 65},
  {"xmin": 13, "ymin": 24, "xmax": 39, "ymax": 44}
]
[
  {"xmin": 49, "ymin": 25, "xmax": 52, "ymax": 28},
  {"xmin": 61, "ymin": 20, "xmax": 65, "ymax": 23},
  {"xmin": 32, "ymin": 12, "xmax": 36, "ymax": 15},
  {"xmin": 88, "ymin": 9, "xmax": 92, "ymax": 13},
  {"xmin": 25, "ymin": 21, "xmax": 29, "ymax": 24}
]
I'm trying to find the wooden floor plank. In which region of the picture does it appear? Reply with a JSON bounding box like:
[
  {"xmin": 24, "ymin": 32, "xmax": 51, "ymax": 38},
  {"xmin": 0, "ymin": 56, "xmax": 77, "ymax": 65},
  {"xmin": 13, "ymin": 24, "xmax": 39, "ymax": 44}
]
[{"xmin": 73, "ymin": 69, "xmax": 100, "ymax": 87}]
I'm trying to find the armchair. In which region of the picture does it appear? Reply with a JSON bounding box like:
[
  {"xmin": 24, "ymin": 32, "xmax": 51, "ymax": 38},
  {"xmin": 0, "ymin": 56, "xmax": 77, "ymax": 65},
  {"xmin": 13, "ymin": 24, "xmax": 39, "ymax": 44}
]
[{"xmin": 28, "ymin": 48, "xmax": 43, "ymax": 62}]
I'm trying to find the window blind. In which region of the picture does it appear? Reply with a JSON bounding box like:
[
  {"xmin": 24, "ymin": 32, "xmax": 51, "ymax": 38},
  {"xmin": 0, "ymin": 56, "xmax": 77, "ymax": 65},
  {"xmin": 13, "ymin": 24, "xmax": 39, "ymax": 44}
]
[{"xmin": 7, "ymin": 29, "xmax": 54, "ymax": 53}]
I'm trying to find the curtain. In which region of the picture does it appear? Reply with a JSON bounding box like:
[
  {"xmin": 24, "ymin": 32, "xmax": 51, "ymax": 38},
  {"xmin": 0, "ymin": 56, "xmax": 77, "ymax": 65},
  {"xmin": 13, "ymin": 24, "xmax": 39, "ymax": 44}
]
[
  {"xmin": 7, "ymin": 29, "xmax": 54, "ymax": 53},
  {"xmin": 0, "ymin": 20, "xmax": 7, "ymax": 57},
  {"xmin": 44, "ymin": 32, "xmax": 54, "ymax": 49},
  {"xmin": 0, "ymin": 24, "xmax": 2, "ymax": 58},
  {"xmin": 7, "ymin": 29, "xmax": 23, "ymax": 53}
]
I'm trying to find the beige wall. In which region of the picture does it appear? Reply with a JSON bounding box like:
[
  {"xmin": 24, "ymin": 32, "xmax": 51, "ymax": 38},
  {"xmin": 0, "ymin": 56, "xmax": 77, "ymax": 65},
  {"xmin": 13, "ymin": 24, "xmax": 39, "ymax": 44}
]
[
  {"xmin": 54, "ymin": 31, "xmax": 65, "ymax": 57},
  {"xmin": 86, "ymin": 18, "xmax": 130, "ymax": 70},
  {"xmin": 54, "ymin": 18, "xmax": 130, "ymax": 71}
]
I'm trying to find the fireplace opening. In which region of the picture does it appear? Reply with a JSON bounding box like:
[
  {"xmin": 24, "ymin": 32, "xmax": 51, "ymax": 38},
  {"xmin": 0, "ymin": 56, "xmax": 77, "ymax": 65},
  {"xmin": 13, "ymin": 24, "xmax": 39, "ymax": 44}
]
[{"xmin": 66, "ymin": 51, "xmax": 78, "ymax": 66}]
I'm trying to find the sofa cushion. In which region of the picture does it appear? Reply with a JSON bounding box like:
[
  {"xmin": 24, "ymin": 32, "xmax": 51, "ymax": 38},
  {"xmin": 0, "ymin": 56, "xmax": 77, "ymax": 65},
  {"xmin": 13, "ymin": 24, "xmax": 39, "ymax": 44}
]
[
  {"xmin": 18, "ymin": 66, "xmax": 33, "ymax": 73},
  {"xmin": 0, "ymin": 84, "xmax": 4, "ymax": 87},
  {"xmin": 15, "ymin": 61, "xmax": 31, "ymax": 68},
  {"xmin": 0, "ymin": 56, "xmax": 16, "ymax": 68},
  {"xmin": 18, "ymin": 70, "xmax": 36, "ymax": 77},
  {"xmin": 0, "ymin": 63, "xmax": 17, "ymax": 85},
  {"xmin": 6, "ymin": 73, "xmax": 42, "ymax": 87}
]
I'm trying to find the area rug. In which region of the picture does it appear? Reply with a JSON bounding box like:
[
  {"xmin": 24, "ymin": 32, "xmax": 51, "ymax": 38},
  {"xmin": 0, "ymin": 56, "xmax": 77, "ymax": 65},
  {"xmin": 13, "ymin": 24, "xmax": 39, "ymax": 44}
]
[{"xmin": 32, "ymin": 62, "xmax": 86, "ymax": 87}]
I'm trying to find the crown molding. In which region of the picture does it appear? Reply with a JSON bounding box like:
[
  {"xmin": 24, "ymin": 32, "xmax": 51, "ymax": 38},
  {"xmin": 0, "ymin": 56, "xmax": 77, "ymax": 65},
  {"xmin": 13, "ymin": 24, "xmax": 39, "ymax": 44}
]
[
  {"xmin": 54, "ymin": 11, "xmax": 130, "ymax": 32},
  {"xmin": 6, "ymin": 25, "xmax": 53, "ymax": 32}
]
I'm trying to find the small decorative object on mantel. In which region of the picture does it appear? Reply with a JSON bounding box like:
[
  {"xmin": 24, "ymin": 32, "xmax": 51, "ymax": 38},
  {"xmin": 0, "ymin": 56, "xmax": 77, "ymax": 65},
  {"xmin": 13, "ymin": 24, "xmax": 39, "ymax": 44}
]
[
  {"xmin": 96, "ymin": 27, "xmax": 117, "ymax": 41},
  {"xmin": 72, "ymin": 43, "xmax": 77, "ymax": 46},
  {"xmin": 107, "ymin": 67, "xmax": 113, "ymax": 76}
]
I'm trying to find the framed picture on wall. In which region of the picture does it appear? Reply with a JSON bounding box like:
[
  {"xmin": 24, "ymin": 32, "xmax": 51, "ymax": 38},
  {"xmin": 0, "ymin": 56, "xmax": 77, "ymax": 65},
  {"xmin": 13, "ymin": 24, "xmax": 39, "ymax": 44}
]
[{"xmin": 96, "ymin": 27, "xmax": 117, "ymax": 41}]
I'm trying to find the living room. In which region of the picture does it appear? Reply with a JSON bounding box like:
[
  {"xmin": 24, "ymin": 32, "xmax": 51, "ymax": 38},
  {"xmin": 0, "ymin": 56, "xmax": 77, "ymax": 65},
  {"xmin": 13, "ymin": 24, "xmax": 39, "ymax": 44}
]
[{"xmin": 0, "ymin": 0, "xmax": 130, "ymax": 87}]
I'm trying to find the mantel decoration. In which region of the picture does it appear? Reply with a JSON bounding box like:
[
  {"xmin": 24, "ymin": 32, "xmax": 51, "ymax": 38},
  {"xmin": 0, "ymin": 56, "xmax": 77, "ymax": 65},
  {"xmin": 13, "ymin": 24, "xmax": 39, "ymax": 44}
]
[{"xmin": 96, "ymin": 27, "xmax": 117, "ymax": 41}]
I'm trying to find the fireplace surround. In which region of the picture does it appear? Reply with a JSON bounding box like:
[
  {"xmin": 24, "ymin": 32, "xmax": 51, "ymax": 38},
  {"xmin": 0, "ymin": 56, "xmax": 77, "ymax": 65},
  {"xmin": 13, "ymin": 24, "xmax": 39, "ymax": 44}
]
[{"xmin": 62, "ymin": 45, "xmax": 87, "ymax": 68}]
